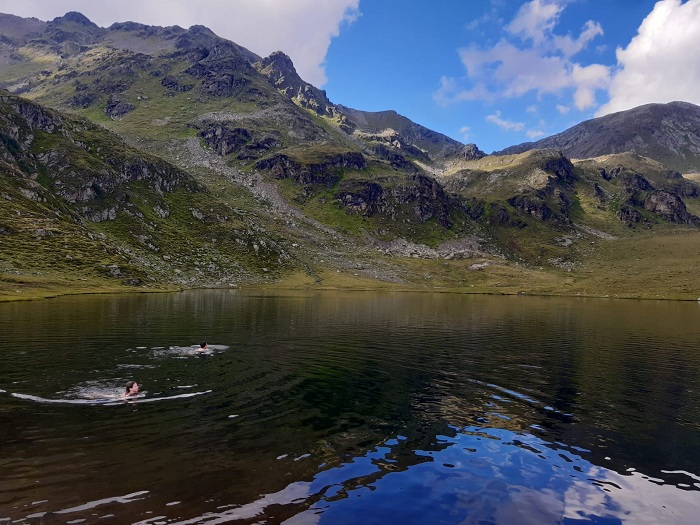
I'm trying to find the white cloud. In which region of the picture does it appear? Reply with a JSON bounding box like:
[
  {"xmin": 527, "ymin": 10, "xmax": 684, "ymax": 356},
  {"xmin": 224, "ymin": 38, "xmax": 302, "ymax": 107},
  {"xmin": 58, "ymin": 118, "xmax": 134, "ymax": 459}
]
[
  {"xmin": 486, "ymin": 111, "xmax": 525, "ymax": 132},
  {"xmin": 460, "ymin": 126, "xmax": 471, "ymax": 141},
  {"xmin": 436, "ymin": 1, "xmax": 609, "ymax": 111},
  {"xmin": 597, "ymin": 0, "xmax": 700, "ymax": 116},
  {"xmin": 553, "ymin": 20, "xmax": 604, "ymax": 57},
  {"xmin": 526, "ymin": 129, "xmax": 546, "ymax": 139},
  {"xmin": 506, "ymin": 0, "xmax": 602, "ymax": 57},
  {"xmin": 433, "ymin": 75, "xmax": 495, "ymax": 106},
  {"xmin": 0, "ymin": 0, "xmax": 360, "ymax": 87},
  {"xmin": 457, "ymin": 40, "xmax": 608, "ymax": 102},
  {"xmin": 571, "ymin": 63, "xmax": 610, "ymax": 110},
  {"xmin": 506, "ymin": 0, "xmax": 563, "ymax": 46},
  {"xmin": 556, "ymin": 104, "xmax": 569, "ymax": 114}
]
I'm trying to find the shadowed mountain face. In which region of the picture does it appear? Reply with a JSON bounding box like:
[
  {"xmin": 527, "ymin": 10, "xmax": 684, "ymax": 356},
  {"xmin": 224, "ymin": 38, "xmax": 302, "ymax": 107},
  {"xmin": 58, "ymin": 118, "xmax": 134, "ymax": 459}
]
[
  {"xmin": 0, "ymin": 92, "xmax": 304, "ymax": 288},
  {"xmin": 1, "ymin": 11, "xmax": 699, "ymax": 298},
  {"xmin": 495, "ymin": 102, "xmax": 700, "ymax": 174}
]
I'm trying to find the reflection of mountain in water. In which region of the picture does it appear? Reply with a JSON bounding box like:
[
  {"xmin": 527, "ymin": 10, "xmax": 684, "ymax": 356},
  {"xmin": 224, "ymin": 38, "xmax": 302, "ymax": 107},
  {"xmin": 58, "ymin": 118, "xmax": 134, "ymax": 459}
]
[{"xmin": 2, "ymin": 291, "xmax": 699, "ymax": 523}]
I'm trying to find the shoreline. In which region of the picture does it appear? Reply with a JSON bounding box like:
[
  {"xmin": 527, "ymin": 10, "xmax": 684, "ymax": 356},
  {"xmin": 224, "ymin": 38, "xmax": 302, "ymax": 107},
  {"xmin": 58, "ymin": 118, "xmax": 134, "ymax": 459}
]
[{"xmin": 2, "ymin": 278, "xmax": 698, "ymax": 303}]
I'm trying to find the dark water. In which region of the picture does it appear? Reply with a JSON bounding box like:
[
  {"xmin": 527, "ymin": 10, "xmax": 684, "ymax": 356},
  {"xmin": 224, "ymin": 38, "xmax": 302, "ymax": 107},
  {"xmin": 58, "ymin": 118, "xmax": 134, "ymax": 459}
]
[{"xmin": 1, "ymin": 290, "xmax": 699, "ymax": 524}]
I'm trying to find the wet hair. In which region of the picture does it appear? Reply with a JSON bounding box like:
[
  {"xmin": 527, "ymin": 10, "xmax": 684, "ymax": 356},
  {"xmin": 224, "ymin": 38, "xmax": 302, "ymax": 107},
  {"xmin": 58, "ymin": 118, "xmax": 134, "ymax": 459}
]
[
  {"xmin": 200, "ymin": 342, "xmax": 207, "ymax": 348},
  {"xmin": 125, "ymin": 380, "xmax": 137, "ymax": 394}
]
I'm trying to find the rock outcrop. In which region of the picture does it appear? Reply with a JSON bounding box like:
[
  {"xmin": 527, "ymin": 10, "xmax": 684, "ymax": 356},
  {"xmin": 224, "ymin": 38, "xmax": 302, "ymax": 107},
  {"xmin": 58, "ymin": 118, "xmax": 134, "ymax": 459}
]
[
  {"xmin": 256, "ymin": 152, "xmax": 366, "ymax": 185},
  {"xmin": 336, "ymin": 173, "xmax": 458, "ymax": 228},
  {"xmin": 0, "ymin": 94, "xmax": 203, "ymax": 223},
  {"xmin": 643, "ymin": 190, "xmax": 698, "ymax": 224}
]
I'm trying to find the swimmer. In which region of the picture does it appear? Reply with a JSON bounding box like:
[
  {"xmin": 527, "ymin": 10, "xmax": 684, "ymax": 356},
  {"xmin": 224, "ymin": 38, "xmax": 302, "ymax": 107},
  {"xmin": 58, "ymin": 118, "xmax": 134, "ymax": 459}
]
[
  {"xmin": 196, "ymin": 342, "xmax": 209, "ymax": 353},
  {"xmin": 123, "ymin": 381, "xmax": 140, "ymax": 398}
]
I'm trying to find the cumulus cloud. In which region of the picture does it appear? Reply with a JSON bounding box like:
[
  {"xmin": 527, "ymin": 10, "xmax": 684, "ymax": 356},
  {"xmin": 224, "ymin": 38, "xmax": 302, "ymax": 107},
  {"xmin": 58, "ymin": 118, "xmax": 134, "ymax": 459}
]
[
  {"xmin": 553, "ymin": 20, "xmax": 604, "ymax": 57},
  {"xmin": 506, "ymin": 1, "xmax": 603, "ymax": 56},
  {"xmin": 597, "ymin": 0, "xmax": 700, "ymax": 116},
  {"xmin": 526, "ymin": 129, "xmax": 546, "ymax": 139},
  {"xmin": 506, "ymin": 0, "xmax": 563, "ymax": 46},
  {"xmin": 433, "ymin": 75, "xmax": 495, "ymax": 105},
  {"xmin": 0, "ymin": 0, "xmax": 360, "ymax": 87},
  {"xmin": 571, "ymin": 63, "xmax": 610, "ymax": 109},
  {"xmin": 460, "ymin": 125, "xmax": 472, "ymax": 141},
  {"xmin": 434, "ymin": 0, "xmax": 609, "ymax": 109},
  {"xmin": 486, "ymin": 111, "xmax": 525, "ymax": 132}
]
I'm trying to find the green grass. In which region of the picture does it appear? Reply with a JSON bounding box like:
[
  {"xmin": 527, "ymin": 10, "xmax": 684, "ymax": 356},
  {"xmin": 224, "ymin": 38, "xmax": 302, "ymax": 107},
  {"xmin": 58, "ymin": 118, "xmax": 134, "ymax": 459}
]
[
  {"xmin": 3, "ymin": 42, "xmax": 700, "ymax": 302},
  {"xmin": 0, "ymin": 192, "xmax": 160, "ymax": 301},
  {"xmin": 567, "ymin": 229, "xmax": 700, "ymax": 299}
]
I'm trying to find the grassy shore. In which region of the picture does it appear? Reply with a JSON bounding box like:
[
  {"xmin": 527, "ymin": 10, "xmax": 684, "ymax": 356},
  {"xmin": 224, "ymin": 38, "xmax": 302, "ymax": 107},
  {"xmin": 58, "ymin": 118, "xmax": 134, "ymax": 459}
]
[
  {"xmin": 4, "ymin": 230, "xmax": 698, "ymax": 302},
  {"xmin": 0, "ymin": 273, "xmax": 179, "ymax": 302}
]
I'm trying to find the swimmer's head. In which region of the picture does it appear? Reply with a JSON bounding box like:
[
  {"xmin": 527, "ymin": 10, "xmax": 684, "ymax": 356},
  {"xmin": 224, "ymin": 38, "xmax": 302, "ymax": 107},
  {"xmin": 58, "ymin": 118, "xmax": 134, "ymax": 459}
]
[
  {"xmin": 125, "ymin": 381, "xmax": 139, "ymax": 396},
  {"xmin": 200, "ymin": 342, "xmax": 207, "ymax": 349}
]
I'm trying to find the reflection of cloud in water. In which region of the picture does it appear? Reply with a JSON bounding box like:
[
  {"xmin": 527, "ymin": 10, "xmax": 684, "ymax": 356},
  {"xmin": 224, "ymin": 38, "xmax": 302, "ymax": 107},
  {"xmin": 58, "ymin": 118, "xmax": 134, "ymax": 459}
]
[
  {"xmin": 166, "ymin": 426, "xmax": 700, "ymax": 524},
  {"xmin": 145, "ymin": 482, "xmax": 316, "ymax": 525},
  {"xmin": 36, "ymin": 424, "xmax": 695, "ymax": 524},
  {"xmin": 562, "ymin": 467, "xmax": 700, "ymax": 523},
  {"xmin": 55, "ymin": 491, "xmax": 149, "ymax": 515}
]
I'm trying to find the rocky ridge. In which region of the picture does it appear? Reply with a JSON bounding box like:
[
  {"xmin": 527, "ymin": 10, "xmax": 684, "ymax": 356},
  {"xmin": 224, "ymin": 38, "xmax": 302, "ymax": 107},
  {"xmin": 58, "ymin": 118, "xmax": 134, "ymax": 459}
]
[
  {"xmin": 496, "ymin": 102, "xmax": 700, "ymax": 173},
  {"xmin": 0, "ymin": 12, "xmax": 700, "ymax": 298}
]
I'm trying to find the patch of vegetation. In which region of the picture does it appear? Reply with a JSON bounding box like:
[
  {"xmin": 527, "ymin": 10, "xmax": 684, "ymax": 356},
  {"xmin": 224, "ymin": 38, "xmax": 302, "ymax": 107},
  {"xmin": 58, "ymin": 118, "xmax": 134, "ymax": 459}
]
[{"xmin": 2, "ymin": 26, "xmax": 700, "ymax": 303}]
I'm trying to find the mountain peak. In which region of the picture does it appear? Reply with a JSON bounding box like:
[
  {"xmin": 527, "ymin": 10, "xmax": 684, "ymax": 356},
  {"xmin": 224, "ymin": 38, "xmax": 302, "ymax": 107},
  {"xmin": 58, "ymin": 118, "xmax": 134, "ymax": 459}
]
[
  {"xmin": 255, "ymin": 51, "xmax": 303, "ymax": 89},
  {"xmin": 258, "ymin": 51, "xmax": 296, "ymax": 74},
  {"xmin": 51, "ymin": 11, "xmax": 96, "ymax": 27},
  {"xmin": 254, "ymin": 50, "xmax": 339, "ymax": 117},
  {"xmin": 187, "ymin": 24, "xmax": 217, "ymax": 37}
]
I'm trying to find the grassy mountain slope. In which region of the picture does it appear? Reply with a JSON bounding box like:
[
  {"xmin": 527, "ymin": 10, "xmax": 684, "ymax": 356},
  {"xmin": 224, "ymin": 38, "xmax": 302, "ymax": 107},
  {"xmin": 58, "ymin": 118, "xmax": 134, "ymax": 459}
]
[
  {"xmin": 0, "ymin": 93, "xmax": 307, "ymax": 296},
  {"xmin": 0, "ymin": 13, "xmax": 494, "ymax": 251},
  {"xmin": 1, "ymin": 12, "xmax": 699, "ymax": 301}
]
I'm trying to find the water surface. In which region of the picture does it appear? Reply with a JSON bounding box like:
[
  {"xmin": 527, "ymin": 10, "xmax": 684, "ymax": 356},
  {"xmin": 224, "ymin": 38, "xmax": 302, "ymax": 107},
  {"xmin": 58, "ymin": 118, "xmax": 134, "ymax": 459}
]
[{"xmin": 1, "ymin": 290, "xmax": 699, "ymax": 524}]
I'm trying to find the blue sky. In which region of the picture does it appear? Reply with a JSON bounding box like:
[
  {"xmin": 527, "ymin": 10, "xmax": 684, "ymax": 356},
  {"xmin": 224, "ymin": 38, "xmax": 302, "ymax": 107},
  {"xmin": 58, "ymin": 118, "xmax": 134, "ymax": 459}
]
[
  {"xmin": 322, "ymin": 0, "xmax": 699, "ymax": 152},
  {"xmin": 1, "ymin": 1, "xmax": 699, "ymax": 153}
]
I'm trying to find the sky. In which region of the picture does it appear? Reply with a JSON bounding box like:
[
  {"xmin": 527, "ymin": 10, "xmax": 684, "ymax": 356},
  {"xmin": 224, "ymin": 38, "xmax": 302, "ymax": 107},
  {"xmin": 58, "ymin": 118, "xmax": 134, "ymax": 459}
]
[{"xmin": 0, "ymin": 0, "xmax": 699, "ymax": 153}]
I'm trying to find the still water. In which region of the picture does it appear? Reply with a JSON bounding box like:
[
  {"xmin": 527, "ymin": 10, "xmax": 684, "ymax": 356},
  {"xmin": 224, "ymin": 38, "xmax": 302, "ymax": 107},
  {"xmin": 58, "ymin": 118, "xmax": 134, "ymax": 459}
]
[{"xmin": 1, "ymin": 290, "xmax": 699, "ymax": 524}]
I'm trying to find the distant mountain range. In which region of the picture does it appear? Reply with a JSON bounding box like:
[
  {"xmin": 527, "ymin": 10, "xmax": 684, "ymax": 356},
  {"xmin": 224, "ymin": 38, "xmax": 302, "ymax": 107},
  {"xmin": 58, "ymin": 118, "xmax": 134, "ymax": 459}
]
[
  {"xmin": 496, "ymin": 101, "xmax": 700, "ymax": 173},
  {"xmin": 1, "ymin": 11, "xmax": 699, "ymax": 300}
]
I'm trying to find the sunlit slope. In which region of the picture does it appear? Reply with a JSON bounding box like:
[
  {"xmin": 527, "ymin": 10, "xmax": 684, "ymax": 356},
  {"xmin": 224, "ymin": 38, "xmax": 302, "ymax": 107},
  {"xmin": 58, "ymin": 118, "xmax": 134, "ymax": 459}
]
[{"xmin": 0, "ymin": 12, "xmax": 699, "ymax": 300}]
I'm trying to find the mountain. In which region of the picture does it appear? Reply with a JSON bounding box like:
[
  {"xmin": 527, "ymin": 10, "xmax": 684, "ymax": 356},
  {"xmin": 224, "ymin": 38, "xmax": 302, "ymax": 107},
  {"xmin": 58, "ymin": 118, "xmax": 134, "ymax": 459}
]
[
  {"xmin": 0, "ymin": 11, "xmax": 493, "ymax": 244},
  {"xmin": 252, "ymin": 50, "xmax": 483, "ymax": 163},
  {"xmin": 0, "ymin": 11, "xmax": 469, "ymax": 165},
  {"xmin": 1, "ymin": 11, "xmax": 700, "ymax": 301},
  {"xmin": 0, "ymin": 92, "xmax": 299, "ymax": 290},
  {"xmin": 495, "ymin": 102, "xmax": 700, "ymax": 173}
]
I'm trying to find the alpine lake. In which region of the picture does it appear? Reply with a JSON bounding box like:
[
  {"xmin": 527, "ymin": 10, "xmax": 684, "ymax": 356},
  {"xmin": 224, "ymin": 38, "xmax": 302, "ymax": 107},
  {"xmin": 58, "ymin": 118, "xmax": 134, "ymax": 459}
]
[{"xmin": 1, "ymin": 289, "xmax": 699, "ymax": 524}]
